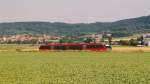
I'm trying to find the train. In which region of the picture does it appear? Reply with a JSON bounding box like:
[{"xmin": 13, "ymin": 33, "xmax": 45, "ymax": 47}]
[{"xmin": 39, "ymin": 43, "xmax": 111, "ymax": 52}]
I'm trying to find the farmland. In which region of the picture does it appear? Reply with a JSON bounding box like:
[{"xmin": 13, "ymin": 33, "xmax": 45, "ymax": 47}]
[{"xmin": 0, "ymin": 45, "xmax": 150, "ymax": 84}]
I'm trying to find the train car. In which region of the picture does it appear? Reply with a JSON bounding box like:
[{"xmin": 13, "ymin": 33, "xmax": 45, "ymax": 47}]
[{"xmin": 39, "ymin": 43, "xmax": 111, "ymax": 52}]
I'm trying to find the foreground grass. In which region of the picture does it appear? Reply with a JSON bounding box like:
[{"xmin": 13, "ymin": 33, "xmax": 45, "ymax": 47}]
[{"xmin": 0, "ymin": 52, "xmax": 150, "ymax": 84}]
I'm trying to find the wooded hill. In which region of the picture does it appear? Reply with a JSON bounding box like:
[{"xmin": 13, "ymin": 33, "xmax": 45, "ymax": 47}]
[{"xmin": 0, "ymin": 15, "xmax": 150, "ymax": 37}]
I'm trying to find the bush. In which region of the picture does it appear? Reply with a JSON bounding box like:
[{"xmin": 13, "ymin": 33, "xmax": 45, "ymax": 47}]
[{"xmin": 129, "ymin": 39, "xmax": 138, "ymax": 46}]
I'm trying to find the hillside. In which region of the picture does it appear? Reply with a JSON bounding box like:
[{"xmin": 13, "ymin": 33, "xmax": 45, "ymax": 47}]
[{"xmin": 0, "ymin": 15, "xmax": 150, "ymax": 37}]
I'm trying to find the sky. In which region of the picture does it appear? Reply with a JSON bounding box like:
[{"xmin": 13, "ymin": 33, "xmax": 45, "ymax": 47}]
[{"xmin": 0, "ymin": 0, "xmax": 150, "ymax": 23}]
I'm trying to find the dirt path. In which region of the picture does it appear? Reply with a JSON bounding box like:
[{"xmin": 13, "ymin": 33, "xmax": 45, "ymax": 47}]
[{"xmin": 112, "ymin": 47, "xmax": 150, "ymax": 52}]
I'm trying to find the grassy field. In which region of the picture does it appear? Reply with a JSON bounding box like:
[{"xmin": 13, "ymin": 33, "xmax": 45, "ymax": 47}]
[{"xmin": 0, "ymin": 51, "xmax": 150, "ymax": 84}]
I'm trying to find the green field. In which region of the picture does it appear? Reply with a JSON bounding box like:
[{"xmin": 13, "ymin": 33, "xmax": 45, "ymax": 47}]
[{"xmin": 0, "ymin": 51, "xmax": 150, "ymax": 84}]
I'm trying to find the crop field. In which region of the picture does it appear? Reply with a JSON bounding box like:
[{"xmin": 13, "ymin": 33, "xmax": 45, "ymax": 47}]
[{"xmin": 0, "ymin": 45, "xmax": 150, "ymax": 84}]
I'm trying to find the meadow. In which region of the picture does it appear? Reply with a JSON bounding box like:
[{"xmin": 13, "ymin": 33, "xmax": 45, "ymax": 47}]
[{"xmin": 0, "ymin": 45, "xmax": 150, "ymax": 84}]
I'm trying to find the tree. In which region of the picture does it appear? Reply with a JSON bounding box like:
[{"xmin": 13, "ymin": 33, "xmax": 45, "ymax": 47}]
[{"xmin": 84, "ymin": 38, "xmax": 93, "ymax": 43}]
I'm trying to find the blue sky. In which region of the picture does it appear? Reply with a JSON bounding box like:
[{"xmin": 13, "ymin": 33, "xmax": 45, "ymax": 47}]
[{"xmin": 0, "ymin": 0, "xmax": 150, "ymax": 23}]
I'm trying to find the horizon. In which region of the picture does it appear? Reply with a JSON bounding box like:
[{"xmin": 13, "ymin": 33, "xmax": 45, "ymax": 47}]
[
  {"xmin": 0, "ymin": 15, "xmax": 149, "ymax": 24},
  {"xmin": 0, "ymin": 0, "xmax": 150, "ymax": 23}
]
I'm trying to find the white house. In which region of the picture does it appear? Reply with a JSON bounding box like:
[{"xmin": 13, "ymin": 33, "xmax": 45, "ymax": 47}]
[{"xmin": 142, "ymin": 34, "xmax": 150, "ymax": 46}]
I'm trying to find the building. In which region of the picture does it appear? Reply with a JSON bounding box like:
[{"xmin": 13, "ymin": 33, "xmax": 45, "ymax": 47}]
[{"xmin": 142, "ymin": 34, "xmax": 150, "ymax": 46}]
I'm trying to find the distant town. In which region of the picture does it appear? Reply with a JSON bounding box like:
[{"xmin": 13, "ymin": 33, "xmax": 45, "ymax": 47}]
[
  {"xmin": 0, "ymin": 33, "xmax": 111, "ymax": 44},
  {"xmin": 0, "ymin": 33, "xmax": 150, "ymax": 47}
]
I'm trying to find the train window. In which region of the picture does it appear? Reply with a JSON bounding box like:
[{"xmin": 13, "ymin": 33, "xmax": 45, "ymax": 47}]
[
  {"xmin": 68, "ymin": 45, "xmax": 82, "ymax": 50},
  {"xmin": 87, "ymin": 45, "xmax": 95, "ymax": 48},
  {"xmin": 54, "ymin": 46, "xmax": 66, "ymax": 50},
  {"xmin": 96, "ymin": 45, "xmax": 105, "ymax": 48},
  {"xmin": 87, "ymin": 45, "xmax": 105, "ymax": 49}
]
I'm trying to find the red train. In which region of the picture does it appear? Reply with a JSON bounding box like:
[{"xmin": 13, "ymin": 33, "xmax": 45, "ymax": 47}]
[{"xmin": 39, "ymin": 43, "xmax": 111, "ymax": 52}]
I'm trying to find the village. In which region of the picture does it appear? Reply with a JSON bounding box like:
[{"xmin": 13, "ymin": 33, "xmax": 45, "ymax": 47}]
[
  {"xmin": 0, "ymin": 33, "xmax": 150, "ymax": 46},
  {"xmin": 0, "ymin": 34, "xmax": 60, "ymax": 44},
  {"xmin": 0, "ymin": 33, "xmax": 111, "ymax": 44}
]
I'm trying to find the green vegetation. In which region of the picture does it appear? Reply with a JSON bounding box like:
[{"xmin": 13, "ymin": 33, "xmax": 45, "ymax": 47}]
[
  {"xmin": 0, "ymin": 15, "xmax": 150, "ymax": 37},
  {"xmin": 0, "ymin": 51, "xmax": 150, "ymax": 84}
]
